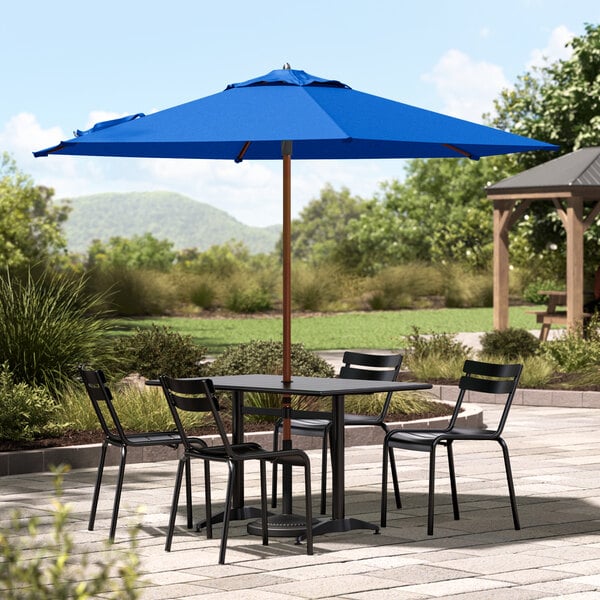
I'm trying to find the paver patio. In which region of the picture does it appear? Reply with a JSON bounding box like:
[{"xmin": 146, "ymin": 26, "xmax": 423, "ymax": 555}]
[{"xmin": 1, "ymin": 403, "xmax": 599, "ymax": 599}]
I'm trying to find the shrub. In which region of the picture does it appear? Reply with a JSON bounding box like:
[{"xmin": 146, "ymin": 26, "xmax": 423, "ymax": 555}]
[
  {"xmin": 480, "ymin": 328, "xmax": 540, "ymax": 360},
  {"xmin": 292, "ymin": 264, "xmax": 341, "ymax": 311},
  {"xmin": 540, "ymin": 321, "xmax": 600, "ymax": 372},
  {"xmin": 225, "ymin": 285, "xmax": 273, "ymax": 313},
  {"xmin": 0, "ymin": 466, "xmax": 142, "ymax": 599},
  {"xmin": 190, "ymin": 280, "xmax": 217, "ymax": 309},
  {"xmin": 0, "ymin": 362, "xmax": 59, "ymax": 441},
  {"xmin": 113, "ymin": 324, "xmax": 208, "ymax": 379},
  {"xmin": 522, "ymin": 280, "xmax": 564, "ymax": 304},
  {"xmin": 208, "ymin": 340, "xmax": 334, "ymax": 420},
  {"xmin": 368, "ymin": 264, "xmax": 443, "ymax": 310},
  {"xmin": 85, "ymin": 266, "xmax": 177, "ymax": 316},
  {"xmin": 0, "ymin": 268, "xmax": 115, "ymax": 396},
  {"xmin": 403, "ymin": 327, "xmax": 471, "ymax": 381},
  {"xmin": 442, "ymin": 265, "xmax": 493, "ymax": 308}
]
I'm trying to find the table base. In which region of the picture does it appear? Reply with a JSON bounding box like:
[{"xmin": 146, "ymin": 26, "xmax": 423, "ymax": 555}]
[
  {"xmin": 195, "ymin": 506, "xmax": 266, "ymax": 532},
  {"xmin": 296, "ymin": 517, "xmax": 380, "ymax": 542},
  {"xmin": 246, "ymin": 513, "xmax": 320, "ymax": 538}
]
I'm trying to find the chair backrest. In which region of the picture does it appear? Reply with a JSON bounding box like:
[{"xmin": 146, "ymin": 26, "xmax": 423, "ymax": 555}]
[
  {"xmin": 449, "ymin": 359, "xmax": 523, "ymax": 434},
  {"xmin": 160, "ymin": 376, "xmax": 234, "ymax": 456},
  {"xmin": 339, "ymin": 351, "xmax": 403, "ymax": 419},
  {"xmin": 78, "ymin": 366, "xmax": 127, "ymax": 443}
]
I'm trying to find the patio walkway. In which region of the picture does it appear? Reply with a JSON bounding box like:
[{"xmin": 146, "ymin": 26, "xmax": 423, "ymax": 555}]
[{"xmin": 1, "ymin": 404, "xmax": 600, "ymax": 599}]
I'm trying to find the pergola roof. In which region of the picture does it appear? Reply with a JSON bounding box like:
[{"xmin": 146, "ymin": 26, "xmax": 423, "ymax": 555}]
[{"xmin": 487, "ymin": 146, "xmax": 600, "ymax": 197}]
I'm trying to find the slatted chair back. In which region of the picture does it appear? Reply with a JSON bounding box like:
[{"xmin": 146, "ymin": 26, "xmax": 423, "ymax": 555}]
[
  {"xmin": 340, "ymin": 351, "xmax": 403, "ymax": 420},
  {"xmin": 448, "ymin": 360, "xmax": 523, "ymax": 434},
  {"xmin": 160, "ymin": 376, "xmax": 235, "ymax": 456},
  {"xmin": 79, "ymin": 367, "xmax": 127, "ymax": 444}
]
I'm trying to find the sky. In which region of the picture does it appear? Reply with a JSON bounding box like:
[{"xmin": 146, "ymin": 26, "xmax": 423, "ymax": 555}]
[{"xmin": 1, "ymin": 1, "xmax": 599, "ymax": 227}]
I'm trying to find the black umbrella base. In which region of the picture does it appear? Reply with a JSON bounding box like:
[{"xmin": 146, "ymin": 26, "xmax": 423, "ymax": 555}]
[{"xmin": 246, "ymin": 513, "xmax": 320, "ymax": 538}]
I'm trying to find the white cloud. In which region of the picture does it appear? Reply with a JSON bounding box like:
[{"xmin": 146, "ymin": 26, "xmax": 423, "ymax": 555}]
[
  {"xmin": 422, "ymin": 49, "xmax": 510, "ymax": 122},
  {"xmin": 527, "ymin": 25, "xmax": 574, "ymax": 70}
]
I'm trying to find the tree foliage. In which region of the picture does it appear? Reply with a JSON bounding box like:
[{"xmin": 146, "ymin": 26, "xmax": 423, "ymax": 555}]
[
  {"xmin": 287, "ymin": 184, "xmax": 368, "ymax": 267},
  {"xmin": 86, "ymin": 232, "xmax": 177, "ymax": 271},
  {"xmin": 0, "ymin": 152, "xmax": 69, "ymax": 268}
]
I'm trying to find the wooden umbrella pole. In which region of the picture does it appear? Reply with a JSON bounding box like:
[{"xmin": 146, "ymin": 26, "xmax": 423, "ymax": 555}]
[{"xmin": 281, "ymin": 142, "xmax": 293, "ymax": 514}]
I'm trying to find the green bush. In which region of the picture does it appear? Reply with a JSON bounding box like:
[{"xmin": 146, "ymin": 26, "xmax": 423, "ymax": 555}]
[
  {"xmin": 368, "ymin": 264, "xmax": 443, "ymax": 310},
  {"xmin": 522, "ymin": 280, "xmax": 563, "ymax": 304},
  {"xmin": 85, "ymin": 266, "xmax": 178, "ymax": 316},
  {"xmin": 0, "ymin": 466, "xmax": 142, "ymax": 599},
  {"xmin": 113, "ymin": 324, "xmax": 208, "ymax": 379},
  {"xmin": 540, "ymin": 321, "xmax": 600, "ymax": 372},
  {"xmin": 442, "ymin": 265, "xmax": 493, "ymax": 308},
  {"xmin": 225, "ymin": 285, "xmax": 273, "ymax": 313},
  {"xmin": 0, "ymin": 362, "xmax": 59, "ymax": 441},
  {"xmin": 208, "ymin": 340, "xmax": 334, "ymax": 420},
  {"xmin": 0, "ymin": 268, "xmax": 115, "ymax": 396},
  {"xmin": 190, "ymin": 280, "xmax": 217, "ymax": 309},
  {"xmin": 480, "ymin": 328, "xmax": 540, "ymax": 360},
  {"xmin": 403, "ymin": 327, "xmax": 471, "ymax": 380},
  {"xmin": 292, "ymin": 264, "xmax": 341, "ymax": 311}
]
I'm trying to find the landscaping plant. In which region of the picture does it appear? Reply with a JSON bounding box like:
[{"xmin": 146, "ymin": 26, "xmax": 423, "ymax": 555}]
[
  {"xmin": 0, "ymin": 466, "xmax": 142, "ymax": 599},
  {"xmin": 0, "ymin": 268, "xmax": 114, "ymax": 397}
]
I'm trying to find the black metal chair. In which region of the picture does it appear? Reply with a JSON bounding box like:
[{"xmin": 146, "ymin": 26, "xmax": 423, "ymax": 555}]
[
  {"xmin": 381, "ymin": 359, "xmax": 523, "ymax": 535},
  {"xmin": 272, "ymin": 351, "xmax": 403, "ymax": 514},
  {"xmin": 79, "ymin": 366, "xmax": 202, "ymax": 541},
  {"xmin": 160, "ymin": 375, "xmax": 313, "ymax": 564}
]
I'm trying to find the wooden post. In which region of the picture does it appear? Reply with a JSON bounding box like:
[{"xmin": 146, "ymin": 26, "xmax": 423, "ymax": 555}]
[
  {"xmin": 493, "ymin": 199, "xmax": 511, "ymax": 330},
  {"xmin": 565, "ymin": 198, "xmax": 584, "ymax": 332}
]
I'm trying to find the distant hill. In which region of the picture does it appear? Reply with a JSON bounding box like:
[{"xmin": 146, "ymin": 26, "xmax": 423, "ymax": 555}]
[{"xmin": 61, "ymin": 191, "xmax": 281, "ymax": 254}]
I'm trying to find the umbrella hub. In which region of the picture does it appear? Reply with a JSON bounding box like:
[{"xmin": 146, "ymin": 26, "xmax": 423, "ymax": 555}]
[{"xmin": 227, "ymin": 68, "xmax": 351, "ymax": 90}]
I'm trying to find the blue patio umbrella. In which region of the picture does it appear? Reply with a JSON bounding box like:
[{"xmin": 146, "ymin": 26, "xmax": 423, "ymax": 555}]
[{"xmin": 35, "ymin": 68, "xmax": 557, "ymax": 511}]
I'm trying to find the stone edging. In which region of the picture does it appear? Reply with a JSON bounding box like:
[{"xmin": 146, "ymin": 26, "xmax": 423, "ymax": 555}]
[
  {"xmin": 4, "ymin": 384, "xmax": 599, "ymax": 478},
  {"xmin": 0, "ymin": 400, "xmax": 482, "ymax": 477}
]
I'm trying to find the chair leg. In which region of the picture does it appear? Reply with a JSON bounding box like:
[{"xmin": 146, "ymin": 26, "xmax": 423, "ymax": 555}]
[
  {"xmin": 165, "ymin": 457, "xmax": 186, "ymax": 552},
  {"xmin": 382, "ymin": 426, "xmax": 401, "ymax": 509},
  {"xmin": 498, "ymin": 438, "xmax": 521, "ymax": 530},
  {"xmin": 89, "ymin": 440, "xmax": 109, "ymax": 531},
  {"xmin": 427, "ymin": 446, "xmax": 437, "ymax": 536},
  {"xmin": 260, "ymin": 461, "xmax": 268, "ymax": 546},
  {"xmin": 109, "ymin": 445, "xmax": 128, "ymax": 541},
  {"xmin": 185, "ymin": 457, "xmax": 193, "ymax": 529},
  {"xmin": 271, "ymin": 423, "xmax": 280, "ymax": 508},
  {"xmin": 380, "ymin": 441, "xmax": 390, "ymax": 528},
  {"xmin": 204, "ymin": 460, "xmax": 213, "ymax": 539},
  {"xmin": 219, "ymin": 461, "xmax": 235, "ymax": 565},
  {"xmin": 446, "ymin": 442, "xmax": 460, "ymax": 521},
  {"xmin": 389, "ymin": 447, "xmax": 402, "ymax": 509}
]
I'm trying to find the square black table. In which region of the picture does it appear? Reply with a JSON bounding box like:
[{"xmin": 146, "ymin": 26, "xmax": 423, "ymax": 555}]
[{"xmin": 208, "ymin": 374, "xmax": 432, "ymax": 540}]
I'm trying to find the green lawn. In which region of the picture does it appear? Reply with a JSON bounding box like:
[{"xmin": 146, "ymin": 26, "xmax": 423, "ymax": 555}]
[{"xmin": 112, "ymin": 306, "xmax": 546, "ymax": 354}]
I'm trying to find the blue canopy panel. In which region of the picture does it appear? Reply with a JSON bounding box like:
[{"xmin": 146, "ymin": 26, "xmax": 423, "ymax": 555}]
[{"xmin": 34, "ymin": 69, "xmax": 558, "ymax": 160}]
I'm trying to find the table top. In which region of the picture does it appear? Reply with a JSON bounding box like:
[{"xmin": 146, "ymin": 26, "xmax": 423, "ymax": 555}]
[
  {"xmin": 209, "ymin": 374, "xmax": 432, "ymax": 396},
  {"xmin": 538, "ymin": 290, "xmax": 567, "ymax": 298}
]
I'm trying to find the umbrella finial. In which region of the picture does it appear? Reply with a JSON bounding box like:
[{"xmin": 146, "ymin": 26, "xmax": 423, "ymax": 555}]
[{"xmin": 282, "ymin": 62, "xmax": 291, "ymax": 69}]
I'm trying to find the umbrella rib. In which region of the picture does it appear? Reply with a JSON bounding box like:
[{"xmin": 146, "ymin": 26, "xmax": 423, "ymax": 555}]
[
  {"xmin": 235, "ymin": 141, "xmax": 251, "ymax": 163},
  {"xmin": 443, "ymin": 143, "xmax": 476, "ymax": 160}
]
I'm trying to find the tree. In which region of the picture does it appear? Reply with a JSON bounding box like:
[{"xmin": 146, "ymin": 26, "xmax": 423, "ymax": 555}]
[
  {"xmin": 86, "ymin": 232, "xmax": 177, "ymax": 271},
  {"xmin": 0, "ymin": 153, "xmax": 70, "ymax": 268},
  {"xmin": 286, "ymin": 184, "xmax": 368, "ymax": 267},
  {"xmin": 490, "ymin": 23, "xmax": 600, "ymax": 170},
  {"xmin": 347, "ymin": 157, "xmax": 514, "ymax": 273}
]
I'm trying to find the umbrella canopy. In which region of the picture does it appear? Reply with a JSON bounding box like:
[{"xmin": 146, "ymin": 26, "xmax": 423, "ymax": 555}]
[{"xmin": 35, "ymin": 68, "xmax": 557, "ymax": 161}]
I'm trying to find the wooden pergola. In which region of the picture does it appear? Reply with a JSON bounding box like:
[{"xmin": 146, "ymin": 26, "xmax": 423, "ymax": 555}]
[{"xmin": 486, "ymin": 147, "xmax": 600, "ymax": 333}]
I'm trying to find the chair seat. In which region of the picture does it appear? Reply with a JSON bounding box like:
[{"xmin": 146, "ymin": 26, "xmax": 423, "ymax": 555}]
[
  {"xmin": 124, "ymin": 431, "xmax": 182, "ymax": 446},
  {"xmin": 288, "ymin": 413, "xmax": 382, "ymax": 432}
]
